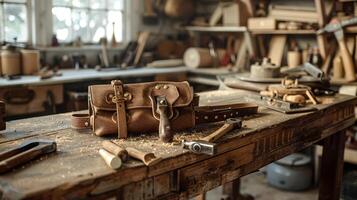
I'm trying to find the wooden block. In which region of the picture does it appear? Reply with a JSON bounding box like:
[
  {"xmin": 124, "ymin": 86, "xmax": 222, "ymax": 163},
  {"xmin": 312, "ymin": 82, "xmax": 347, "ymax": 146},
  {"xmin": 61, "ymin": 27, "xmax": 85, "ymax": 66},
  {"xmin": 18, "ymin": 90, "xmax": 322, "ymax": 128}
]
[
  {"xmin": 268, "ymin": 35, "xmax": 287, "ymax": 67},
  {"xmin": 248, "ymin": 17, "xmax": 276, "ymax": 30},
  {"xmin": 221, "ymin": 0, "xmax": 250, "ymax": 26},
  {"xmin": 222, "ymin": 2, "xmax": 240, "ymax": 26}
]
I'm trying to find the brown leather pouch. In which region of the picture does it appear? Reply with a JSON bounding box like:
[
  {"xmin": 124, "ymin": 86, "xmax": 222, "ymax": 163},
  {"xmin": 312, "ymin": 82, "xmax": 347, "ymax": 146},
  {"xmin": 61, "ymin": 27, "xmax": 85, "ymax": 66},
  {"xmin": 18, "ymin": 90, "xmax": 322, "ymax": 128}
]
[
  {"xmin": 73, "ymin": 80, "xmax": 258, "ymax": 142},
  {"xmin": 89, "ymin": 80, "xmax": 195, "ymax": 142}
]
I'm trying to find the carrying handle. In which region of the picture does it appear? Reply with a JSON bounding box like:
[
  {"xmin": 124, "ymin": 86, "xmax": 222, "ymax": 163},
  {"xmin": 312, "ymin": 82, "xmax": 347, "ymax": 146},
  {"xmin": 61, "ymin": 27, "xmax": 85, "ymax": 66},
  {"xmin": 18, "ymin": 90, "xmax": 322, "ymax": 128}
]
[{"xmin": 156, "ymin": 96, "xmax": 173, "ymax": 143}]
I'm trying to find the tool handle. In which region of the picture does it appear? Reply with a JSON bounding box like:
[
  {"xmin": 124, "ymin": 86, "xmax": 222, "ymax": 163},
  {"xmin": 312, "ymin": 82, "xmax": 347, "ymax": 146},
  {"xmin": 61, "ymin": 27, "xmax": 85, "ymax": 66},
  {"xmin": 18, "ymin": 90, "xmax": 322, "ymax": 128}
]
[
  {"xmin": 102, "ymin": 141, "xmax": 128, "ymax": 162},
  {"xmin": 338, "ymin": 39, "xmax": 356, "ymax": 81},
  {"xmin": 99, "ymin": 149, "xmax": 122, "ymax": 169},
  {"xmin": 201, "ymin": 123, "xmax": 234, "ymax": 143},
  {"xmin": 157, "ymin": 102, "xmax": 173, "ymax": 143},
  {"xmin": 126, "ymin": 147, "xmax": 161, "ymax": 166},
  {"xmin": 0, "ymin": 148, "xmax": 43, "ymax": 174}
]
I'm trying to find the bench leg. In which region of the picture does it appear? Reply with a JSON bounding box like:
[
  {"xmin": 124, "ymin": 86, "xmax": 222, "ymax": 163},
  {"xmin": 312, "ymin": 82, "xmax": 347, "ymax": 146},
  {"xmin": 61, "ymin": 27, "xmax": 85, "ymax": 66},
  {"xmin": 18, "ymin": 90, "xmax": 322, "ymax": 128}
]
[
  {"xmin": 318, "ymin": 131, "xmax": 346, "ymax": 200},
  {"xmin": 222, "ymin": 179, "xmax": 254, "ymax": 200}
]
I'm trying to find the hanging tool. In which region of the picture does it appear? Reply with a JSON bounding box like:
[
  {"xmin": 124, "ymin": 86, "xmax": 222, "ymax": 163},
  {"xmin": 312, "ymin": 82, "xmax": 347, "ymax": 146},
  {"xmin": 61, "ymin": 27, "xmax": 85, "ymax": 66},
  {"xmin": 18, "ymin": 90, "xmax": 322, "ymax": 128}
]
[
  {"xmin": 317, "ymin": 17, "xmax": 357, "ymax": 82},
  {"xmin": 282, "ymin": 62, "xmax": 325, "ymax": 80},
  {"xmin": 182, "ymin": 118, "xmax": 242, "ymax": 155},
  {"xmin": 0, "ymin": 139, "xmax": 57, "ymax": 174}
]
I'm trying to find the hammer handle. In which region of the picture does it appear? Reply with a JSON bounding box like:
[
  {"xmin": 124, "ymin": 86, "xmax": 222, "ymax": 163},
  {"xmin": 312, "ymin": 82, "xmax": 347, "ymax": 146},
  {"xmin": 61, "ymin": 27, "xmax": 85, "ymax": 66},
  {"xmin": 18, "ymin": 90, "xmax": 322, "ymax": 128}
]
[
  {"xmin": 201, "ymin": 123, "xmax": 234, "ymax": 143},
  {"xmin": 102, "ymin": 141, "xmax": 128, "ymax": 162},
  {"xmin": 338, "ymin": 39, "xmax": 356, "ymax": 82},
  {"xmin": 126, "ymin": 147, "xmax": 162, "ymax": 166},
  {"xmin": 0, "ymin": 148, "xmax": 44, "ymax": 174}
]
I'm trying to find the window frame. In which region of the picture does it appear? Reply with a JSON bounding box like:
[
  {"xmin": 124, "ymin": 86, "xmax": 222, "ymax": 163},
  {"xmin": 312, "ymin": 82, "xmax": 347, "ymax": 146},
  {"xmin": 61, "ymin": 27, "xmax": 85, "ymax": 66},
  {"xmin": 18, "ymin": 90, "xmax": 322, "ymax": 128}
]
[
  {"xmin": 0, "ymin": 0, "xmax": 32, "ymax": 44},
  {"xmin": 51, "ymin": 0, "xmax": 128, "ymax": 45}
]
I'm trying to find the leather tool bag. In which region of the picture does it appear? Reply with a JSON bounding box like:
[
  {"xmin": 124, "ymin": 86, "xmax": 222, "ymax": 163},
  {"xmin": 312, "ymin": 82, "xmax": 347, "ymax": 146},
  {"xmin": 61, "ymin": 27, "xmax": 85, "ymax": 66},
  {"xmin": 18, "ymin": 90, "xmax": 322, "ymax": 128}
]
[{"xmin": 72, "ymin": 80, "xmax": 258, "ymax": 142}]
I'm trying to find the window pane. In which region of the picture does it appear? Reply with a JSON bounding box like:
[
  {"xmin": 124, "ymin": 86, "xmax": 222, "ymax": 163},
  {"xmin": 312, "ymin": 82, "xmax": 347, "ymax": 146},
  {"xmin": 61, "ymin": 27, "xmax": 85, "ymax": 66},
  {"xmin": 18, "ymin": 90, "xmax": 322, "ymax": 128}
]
[
  {"xmin": 89, "ymin": 11, "xmax": 107, "ymax": 42},
  {"xmin": 72, "ymin": 0, "xmax": 89, "ymax": 8},
  {"xmin": 89, "ymin": 0, "xmax": 106, "ymax": 9},
  {"xmin": 108, "ymin": 0, "xmax": 124, "ymax": 10},
  {"xmin": 107, "ymin": 11, "xmax": 122, "ymax": 42},
  {"xmin": 53, "ymin": 0, "xmax": 71, "ymax": 6},
  {"xmin": 3, "ymin": 0, "xmax": 27, "ymax": 3},
  {"xmin": 52, "ymin": 7, "xmax": 72, "ymax": 42},
  {"xmin": 72, "ymin": 8, "xmax": 89, "ymax": 42},
  {"xmin": 4, "ymin": 3, "xmax": 27, "ymax": 42}
]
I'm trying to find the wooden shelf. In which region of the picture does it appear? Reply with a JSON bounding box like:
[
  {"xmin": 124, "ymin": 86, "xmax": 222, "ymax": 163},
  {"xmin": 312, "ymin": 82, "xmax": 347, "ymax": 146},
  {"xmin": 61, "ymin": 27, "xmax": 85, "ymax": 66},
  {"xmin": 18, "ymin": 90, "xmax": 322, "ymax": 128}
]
[
  {"xmin": 185, "ymin": 26, "xmax": 247, "ymax": 33},
  {"xmin": 250, "ymin": 29, "xmax": 317, "ymax": 35},
  {"xmin": 36, "ymin": 46, "xmax": 124, "ymax": 52}
]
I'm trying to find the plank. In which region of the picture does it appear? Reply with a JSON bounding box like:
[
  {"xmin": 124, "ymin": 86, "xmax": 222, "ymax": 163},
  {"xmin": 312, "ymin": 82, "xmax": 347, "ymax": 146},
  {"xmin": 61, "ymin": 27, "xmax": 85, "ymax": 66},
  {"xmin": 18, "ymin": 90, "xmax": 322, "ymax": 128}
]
[
  {"xmin": 0, "ymin": 67, "xmax": 188, "ymax": 88},
  {"xmin": 268, "ymin": 35, "xmax": 287, "ymax": 67}
]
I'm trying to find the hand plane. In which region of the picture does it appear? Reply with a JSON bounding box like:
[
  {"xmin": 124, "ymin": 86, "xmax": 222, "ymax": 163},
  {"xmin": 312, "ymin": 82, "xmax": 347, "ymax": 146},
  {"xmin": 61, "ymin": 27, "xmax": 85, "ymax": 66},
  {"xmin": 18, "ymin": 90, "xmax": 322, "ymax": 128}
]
[{"xmin": 182, "ymin": 118, "xmax": 242, "ymax": 155}]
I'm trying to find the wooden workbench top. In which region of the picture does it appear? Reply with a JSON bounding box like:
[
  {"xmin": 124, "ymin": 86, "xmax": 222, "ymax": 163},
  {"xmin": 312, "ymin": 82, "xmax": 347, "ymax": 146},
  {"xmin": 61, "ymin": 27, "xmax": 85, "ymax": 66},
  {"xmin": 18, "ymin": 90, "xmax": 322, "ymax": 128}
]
[{"xmin": 0, "ymin": 90, "xmax": 356, "ymax": 199}]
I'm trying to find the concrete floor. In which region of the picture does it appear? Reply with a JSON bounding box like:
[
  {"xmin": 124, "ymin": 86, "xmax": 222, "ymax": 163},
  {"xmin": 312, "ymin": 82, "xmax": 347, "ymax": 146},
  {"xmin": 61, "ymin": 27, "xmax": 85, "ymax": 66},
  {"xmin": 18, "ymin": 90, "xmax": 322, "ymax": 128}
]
[{"xmin": 204, "ymin": 172, "xmax": 317, "ymax": 200}]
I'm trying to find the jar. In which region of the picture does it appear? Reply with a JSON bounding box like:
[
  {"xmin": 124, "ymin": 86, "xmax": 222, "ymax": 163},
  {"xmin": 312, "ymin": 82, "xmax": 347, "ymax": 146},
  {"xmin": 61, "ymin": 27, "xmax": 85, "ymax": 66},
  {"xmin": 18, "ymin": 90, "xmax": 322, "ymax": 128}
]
[{"xmin": 1, "ymin": 45, "xmax": 21, "ymax": 76}]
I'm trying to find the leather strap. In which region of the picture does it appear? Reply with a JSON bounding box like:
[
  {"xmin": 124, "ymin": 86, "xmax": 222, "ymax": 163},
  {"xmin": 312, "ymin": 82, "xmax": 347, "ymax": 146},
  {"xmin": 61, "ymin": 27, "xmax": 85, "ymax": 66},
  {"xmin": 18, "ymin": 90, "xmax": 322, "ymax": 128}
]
[
  {"xmin": 70, "ymin": 103, "xmax": 258, "ymax": 131},
  {"xmin": 111, "ymin": 80, "xmax": 128, "ymax": 139},
  {"xmin": 71, "ymin": 113, "xmax": 90, "ymax": 130}
]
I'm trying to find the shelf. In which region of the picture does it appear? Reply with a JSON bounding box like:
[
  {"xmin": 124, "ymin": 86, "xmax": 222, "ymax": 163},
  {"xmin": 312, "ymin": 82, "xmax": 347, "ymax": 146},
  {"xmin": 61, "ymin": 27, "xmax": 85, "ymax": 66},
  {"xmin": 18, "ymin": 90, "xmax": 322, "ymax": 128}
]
[
  {"xmin": 250, "ymin": 29, "xmax": 317, "ymax": 35},
  {"xmin": 36, "ymin": 46, "xmax": 124, "ymax": 52},
  {"xmin": 185, "ymin": 26, "xmax": 247, "ymax": 33}
]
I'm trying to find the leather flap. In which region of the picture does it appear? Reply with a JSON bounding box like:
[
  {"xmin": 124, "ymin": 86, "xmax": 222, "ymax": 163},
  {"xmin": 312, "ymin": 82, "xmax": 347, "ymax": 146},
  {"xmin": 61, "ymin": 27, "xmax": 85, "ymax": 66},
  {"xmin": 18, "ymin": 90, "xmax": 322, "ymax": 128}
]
[{"xmin": 89, "ymin": 81, "xmax": 193, "ymax": 111}]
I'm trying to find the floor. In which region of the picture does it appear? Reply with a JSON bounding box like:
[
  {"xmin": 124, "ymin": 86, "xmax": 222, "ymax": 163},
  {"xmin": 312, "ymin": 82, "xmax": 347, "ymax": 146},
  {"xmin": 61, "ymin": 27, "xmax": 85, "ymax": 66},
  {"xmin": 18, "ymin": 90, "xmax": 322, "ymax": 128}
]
[{"xmin": 204, "ymin": 171, "xmax": 318, "ymax": 200}]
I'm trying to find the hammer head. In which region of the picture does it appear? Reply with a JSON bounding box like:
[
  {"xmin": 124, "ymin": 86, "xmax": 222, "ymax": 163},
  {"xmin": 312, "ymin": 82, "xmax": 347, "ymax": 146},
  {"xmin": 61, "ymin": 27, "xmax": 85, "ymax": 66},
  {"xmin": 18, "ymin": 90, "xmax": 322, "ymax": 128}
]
[
  {"xmin": 318, "ymin": 17, "xmax": 357, "ymax": 40},
  {"xmin": 226, "ymin": 118, "xmax": 242, "ymax": 129},
  {"xmin": 182, "ymin": 140, "xmax": 217, "ymax": 156}
]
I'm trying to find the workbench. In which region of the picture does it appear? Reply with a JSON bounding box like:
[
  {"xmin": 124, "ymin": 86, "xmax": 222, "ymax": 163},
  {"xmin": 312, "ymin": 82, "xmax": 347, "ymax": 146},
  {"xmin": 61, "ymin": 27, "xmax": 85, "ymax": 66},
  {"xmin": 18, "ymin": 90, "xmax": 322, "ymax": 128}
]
[{"xmin": 0, "ymin": 90, "xmax": 356, "ymax": 200}]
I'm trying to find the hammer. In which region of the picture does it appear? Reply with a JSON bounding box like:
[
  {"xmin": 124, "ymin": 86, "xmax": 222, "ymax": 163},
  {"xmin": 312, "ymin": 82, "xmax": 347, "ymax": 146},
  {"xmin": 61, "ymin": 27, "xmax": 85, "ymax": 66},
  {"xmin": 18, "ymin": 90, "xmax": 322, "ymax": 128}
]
[
  {"xmin": 0, "ymin": 139, "xmax": 57, "ymax": 174},
  {"xmin": 317, "ymin": 17, "xmax": 357, "ymax": 82},
  {"xmin": 182, "ymin": 118, "xmax": 242, "ymax": 155}
]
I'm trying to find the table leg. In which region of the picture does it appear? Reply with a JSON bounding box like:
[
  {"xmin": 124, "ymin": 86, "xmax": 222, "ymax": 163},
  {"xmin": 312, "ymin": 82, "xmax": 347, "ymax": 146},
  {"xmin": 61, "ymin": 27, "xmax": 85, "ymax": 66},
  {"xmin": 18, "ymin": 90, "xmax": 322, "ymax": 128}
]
[
  {"xmin": 318, "ymin": 131, "xmax": 346, "ymax": 200},
  {"xmin": 222, "ymin": 179, "xmax": 254, "ymax": 200}
]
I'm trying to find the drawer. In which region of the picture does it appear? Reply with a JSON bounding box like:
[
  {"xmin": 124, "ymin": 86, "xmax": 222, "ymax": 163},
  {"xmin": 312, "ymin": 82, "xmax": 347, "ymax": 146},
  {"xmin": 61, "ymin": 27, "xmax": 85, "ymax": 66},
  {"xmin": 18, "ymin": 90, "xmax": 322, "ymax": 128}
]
[{"xmin": 0, "ymin": 85, "xmax": 63, "ymax": 116}]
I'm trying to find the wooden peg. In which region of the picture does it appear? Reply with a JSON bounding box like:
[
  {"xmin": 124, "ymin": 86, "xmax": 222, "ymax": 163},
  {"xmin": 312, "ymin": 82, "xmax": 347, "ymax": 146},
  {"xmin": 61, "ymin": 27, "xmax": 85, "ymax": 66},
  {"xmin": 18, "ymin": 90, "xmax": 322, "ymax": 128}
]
[
  {"xmin": 99, "ymin": 149, "xmax": 122, "ymax": 169},
  {"xmin": 126, "ymin": 147, "xmax": 162, "ymax": 166},
  {"xmin": 102, "ymin": 141, "xmax": 128, "ymax": 162}
]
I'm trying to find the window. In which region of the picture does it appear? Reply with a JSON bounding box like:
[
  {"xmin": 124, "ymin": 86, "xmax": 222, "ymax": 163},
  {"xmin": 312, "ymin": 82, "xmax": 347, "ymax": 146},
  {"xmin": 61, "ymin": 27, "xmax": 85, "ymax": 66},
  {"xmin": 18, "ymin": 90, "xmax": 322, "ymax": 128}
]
[
  {"xmin": 0, "ymin": 0, "xmax": 28, "ymax": 43},
  {"xmin": 52, "ymin": 0, "xmax": 124, "ymax": 44}
]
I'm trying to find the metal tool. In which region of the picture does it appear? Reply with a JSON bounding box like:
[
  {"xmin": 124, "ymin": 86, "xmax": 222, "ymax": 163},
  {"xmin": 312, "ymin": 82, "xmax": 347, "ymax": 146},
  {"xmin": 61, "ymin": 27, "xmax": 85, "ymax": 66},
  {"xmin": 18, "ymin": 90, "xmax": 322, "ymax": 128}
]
[
  {"xmin": 182, "ymin": 118, "xmax": 242, "ymax": 155},
  {"xmin": 317, "ymin": 17, "xmax": 357, "ymax": 82},
  {"xmin": 248, "ymin": 95, "xmax": 317, "ymax": 114},
  {"xmin": 182, "ymin": 140, "xmax": 217, "ymax": 156},
  {"xmin": 282, "ymin": 62, "xmax": 325, "ymax": 80},
  {"xmin": 0, "ymin": 139, "xmax": 57, "ymax": 174}
]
